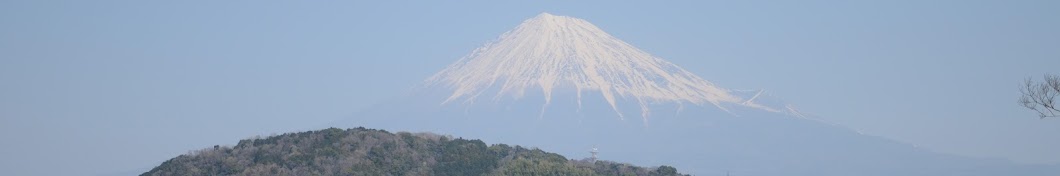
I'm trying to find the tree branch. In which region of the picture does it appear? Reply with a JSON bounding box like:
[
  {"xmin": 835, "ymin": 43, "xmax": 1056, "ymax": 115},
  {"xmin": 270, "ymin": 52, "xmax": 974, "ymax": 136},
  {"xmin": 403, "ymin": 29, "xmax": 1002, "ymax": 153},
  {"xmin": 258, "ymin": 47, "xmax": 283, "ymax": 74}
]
[{"xmin": 1019, "ymin": 74, "xmax": 1060, "ymax": 118}]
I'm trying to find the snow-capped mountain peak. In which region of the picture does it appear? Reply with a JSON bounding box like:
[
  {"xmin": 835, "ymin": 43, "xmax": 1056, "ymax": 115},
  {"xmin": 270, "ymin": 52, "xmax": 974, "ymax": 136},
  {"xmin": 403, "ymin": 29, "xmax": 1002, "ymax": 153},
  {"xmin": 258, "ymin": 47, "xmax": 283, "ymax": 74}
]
[{"xmin": 425, "ymin": 13, "xmax": 780, "ymax": 122}]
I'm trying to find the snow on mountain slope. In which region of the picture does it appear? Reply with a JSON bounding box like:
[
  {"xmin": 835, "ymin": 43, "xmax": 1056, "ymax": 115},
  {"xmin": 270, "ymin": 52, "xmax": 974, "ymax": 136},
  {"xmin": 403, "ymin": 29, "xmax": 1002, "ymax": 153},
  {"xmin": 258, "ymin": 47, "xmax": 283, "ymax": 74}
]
[{"xmin": 425, "ymin": 13, "xmax": 784, "ymax": 122}]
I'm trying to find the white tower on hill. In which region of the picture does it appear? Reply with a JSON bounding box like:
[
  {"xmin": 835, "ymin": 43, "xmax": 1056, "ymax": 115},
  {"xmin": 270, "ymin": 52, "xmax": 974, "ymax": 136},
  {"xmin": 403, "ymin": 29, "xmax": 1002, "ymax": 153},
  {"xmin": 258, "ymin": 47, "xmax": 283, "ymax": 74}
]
[{"xmin": 590, "ymin": 145, "xmax": 598, "ymax": 162}]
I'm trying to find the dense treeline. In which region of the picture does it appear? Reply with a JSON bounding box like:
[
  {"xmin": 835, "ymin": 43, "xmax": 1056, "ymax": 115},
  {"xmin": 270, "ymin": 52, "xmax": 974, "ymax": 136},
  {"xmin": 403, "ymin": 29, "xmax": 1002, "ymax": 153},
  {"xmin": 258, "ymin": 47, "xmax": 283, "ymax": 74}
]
[{"xmin": 143, "ymin": 127, "xmax": 686, "ymax": 176}]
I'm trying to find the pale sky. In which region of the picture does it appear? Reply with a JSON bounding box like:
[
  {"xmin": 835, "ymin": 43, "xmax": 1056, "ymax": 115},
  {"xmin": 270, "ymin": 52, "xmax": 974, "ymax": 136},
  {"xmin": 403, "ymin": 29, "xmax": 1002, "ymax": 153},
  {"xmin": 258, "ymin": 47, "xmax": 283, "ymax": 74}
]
[{"xmin": 1, "ymin": 1, "xmax": 1058, "ymax": 175}]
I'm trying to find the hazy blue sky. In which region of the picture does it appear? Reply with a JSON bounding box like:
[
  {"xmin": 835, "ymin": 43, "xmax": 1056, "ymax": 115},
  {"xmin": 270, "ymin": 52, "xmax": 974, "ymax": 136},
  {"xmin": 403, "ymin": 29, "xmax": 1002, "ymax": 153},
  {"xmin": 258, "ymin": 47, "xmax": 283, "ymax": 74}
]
[{"xmin": 1, "ymin": 0, "xmax": 1058, "ymax": 175}]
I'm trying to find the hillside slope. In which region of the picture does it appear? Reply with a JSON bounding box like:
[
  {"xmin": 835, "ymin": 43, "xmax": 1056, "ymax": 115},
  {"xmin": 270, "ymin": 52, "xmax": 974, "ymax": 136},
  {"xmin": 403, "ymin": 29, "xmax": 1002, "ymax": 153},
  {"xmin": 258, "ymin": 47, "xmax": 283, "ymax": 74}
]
[{"xmin": 143, "ymin": 127, "xmax": 686, "ymax": 176}]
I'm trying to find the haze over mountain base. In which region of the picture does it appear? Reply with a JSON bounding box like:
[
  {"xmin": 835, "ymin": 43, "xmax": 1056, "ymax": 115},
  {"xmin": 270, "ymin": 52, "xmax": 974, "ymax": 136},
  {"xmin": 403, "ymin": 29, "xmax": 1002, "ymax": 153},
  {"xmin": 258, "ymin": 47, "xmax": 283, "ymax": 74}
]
[{"xmin": 341, "ymin": 88, "xmax": 1060, "ymax": 176}]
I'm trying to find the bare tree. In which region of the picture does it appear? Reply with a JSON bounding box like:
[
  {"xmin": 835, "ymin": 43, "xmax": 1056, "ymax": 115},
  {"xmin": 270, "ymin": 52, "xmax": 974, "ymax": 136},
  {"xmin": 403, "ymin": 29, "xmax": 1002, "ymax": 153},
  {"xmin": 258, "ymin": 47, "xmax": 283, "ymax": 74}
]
[{"xmin": 1019, "ymin": 74, "xmax": 1060, "ymax": 118}]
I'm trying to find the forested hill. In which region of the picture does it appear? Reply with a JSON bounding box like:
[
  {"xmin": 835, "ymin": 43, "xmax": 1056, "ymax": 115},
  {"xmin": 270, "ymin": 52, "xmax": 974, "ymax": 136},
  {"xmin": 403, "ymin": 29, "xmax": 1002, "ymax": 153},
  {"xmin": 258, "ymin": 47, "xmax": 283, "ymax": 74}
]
[{"xmin": 143, "ymin": 127, "xmax": 687, "ymax": 176}]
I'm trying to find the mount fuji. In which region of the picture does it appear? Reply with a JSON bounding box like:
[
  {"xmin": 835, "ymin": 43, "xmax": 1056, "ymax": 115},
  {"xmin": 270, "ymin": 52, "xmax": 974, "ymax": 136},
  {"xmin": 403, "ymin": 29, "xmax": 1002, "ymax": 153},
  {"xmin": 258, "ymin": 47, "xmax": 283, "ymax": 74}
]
[
  {"xmin": 341, "ymin": 13, "xmax": 1058, "ymax": 175},
  {"xmin": 425, "ymin": 13, "xmax": 791, "ymax": 122}
]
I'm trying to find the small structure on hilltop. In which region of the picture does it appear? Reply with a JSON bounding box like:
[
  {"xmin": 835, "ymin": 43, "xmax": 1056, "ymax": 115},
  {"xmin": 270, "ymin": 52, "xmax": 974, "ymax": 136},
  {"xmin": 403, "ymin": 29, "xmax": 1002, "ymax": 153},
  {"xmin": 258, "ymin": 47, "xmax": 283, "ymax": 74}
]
[{"xmin": 590, "ymin": 145, "xmax": 599, "ymax": 163}]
